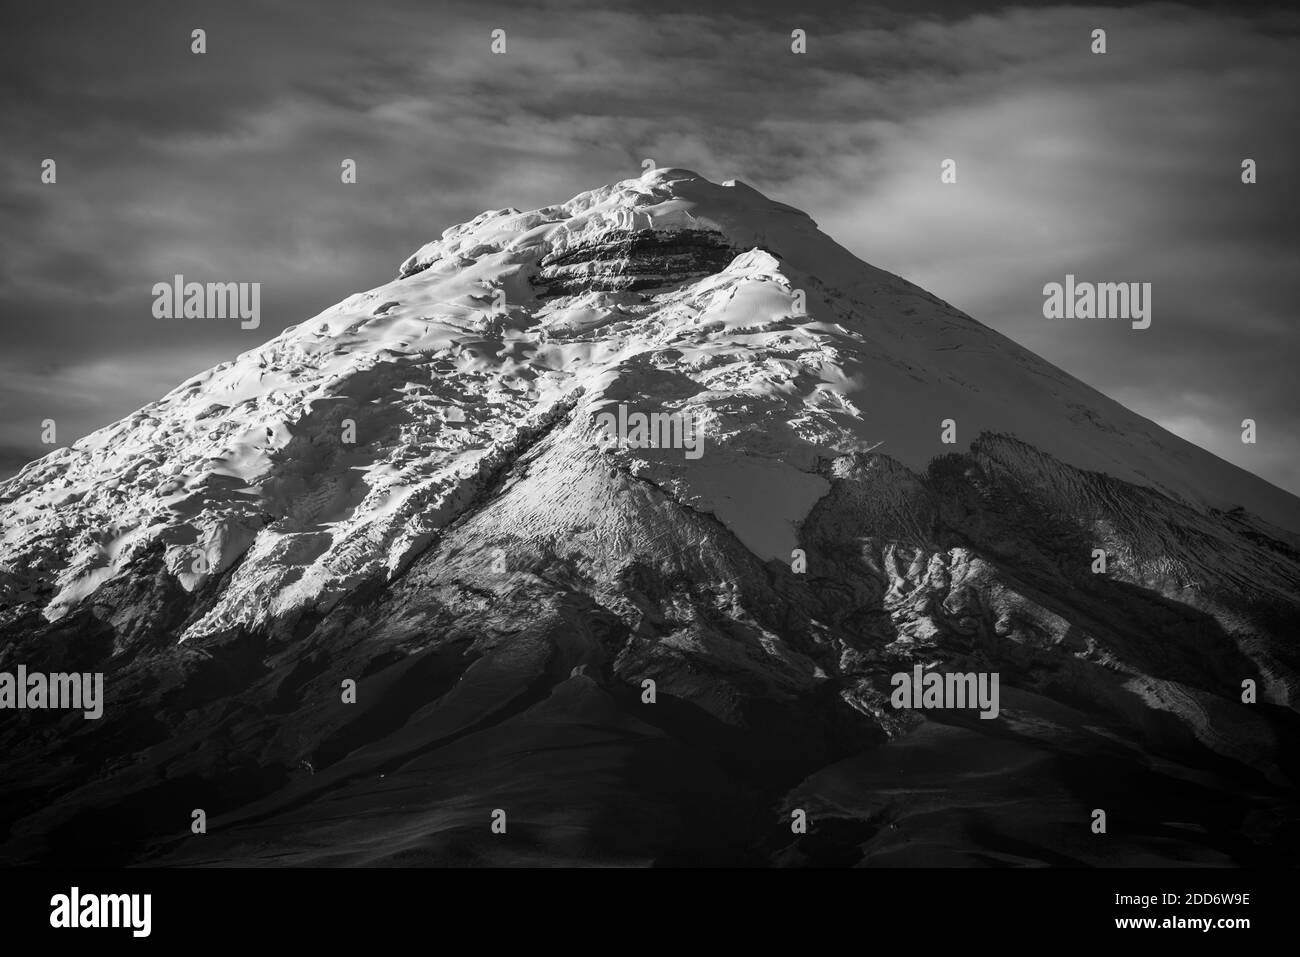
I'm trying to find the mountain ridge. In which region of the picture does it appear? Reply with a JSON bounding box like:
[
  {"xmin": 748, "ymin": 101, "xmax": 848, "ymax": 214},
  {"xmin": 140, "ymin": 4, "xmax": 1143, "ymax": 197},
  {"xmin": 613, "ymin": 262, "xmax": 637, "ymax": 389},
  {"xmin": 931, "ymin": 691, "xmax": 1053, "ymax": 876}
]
[{"xmin": 1, "ymin": 167, "xmax": 1297, "ymax": 866}]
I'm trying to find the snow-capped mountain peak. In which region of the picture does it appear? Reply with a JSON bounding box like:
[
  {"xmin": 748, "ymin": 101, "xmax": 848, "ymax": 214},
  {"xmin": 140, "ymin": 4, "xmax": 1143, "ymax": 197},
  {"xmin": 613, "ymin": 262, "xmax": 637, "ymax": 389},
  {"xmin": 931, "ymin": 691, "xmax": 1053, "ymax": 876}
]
[
  {"xmin": 2, "ymin": 169, "xmax": 1297, "ymax": 647},
  {"xmin": 4, "ymin": 169, "xmax": 1300, "ymax": 868}
]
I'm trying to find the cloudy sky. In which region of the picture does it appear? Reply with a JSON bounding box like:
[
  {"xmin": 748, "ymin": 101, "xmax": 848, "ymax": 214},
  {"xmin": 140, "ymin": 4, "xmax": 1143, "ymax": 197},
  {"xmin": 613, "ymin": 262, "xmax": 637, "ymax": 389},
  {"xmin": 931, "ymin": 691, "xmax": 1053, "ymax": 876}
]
[{"xmin": 2, "ymin": 0, "xmax": 1296, "ymax": 496}]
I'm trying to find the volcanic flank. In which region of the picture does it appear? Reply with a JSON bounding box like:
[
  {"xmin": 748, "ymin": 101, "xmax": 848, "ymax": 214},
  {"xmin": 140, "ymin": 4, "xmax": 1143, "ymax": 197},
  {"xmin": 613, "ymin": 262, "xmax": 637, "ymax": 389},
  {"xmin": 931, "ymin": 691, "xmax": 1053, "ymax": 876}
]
[{"xmin": 1, "ymin": 168, "xmax": 1298, "ymax": 866}]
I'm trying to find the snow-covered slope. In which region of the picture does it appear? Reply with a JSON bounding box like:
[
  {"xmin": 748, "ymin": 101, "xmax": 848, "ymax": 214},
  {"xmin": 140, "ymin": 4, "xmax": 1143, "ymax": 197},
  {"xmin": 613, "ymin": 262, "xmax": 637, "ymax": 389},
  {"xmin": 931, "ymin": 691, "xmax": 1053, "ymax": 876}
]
[{"xmin": 2, "ymin": 167, "xmax": 1296, "ymax": 642}]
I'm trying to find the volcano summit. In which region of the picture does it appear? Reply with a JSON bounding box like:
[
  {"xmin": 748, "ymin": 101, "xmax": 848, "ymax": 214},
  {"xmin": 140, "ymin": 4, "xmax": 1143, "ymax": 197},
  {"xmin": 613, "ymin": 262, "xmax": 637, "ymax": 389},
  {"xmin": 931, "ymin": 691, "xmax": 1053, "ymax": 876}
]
[{"xmin": 1, "ymin": 168, "xmax": 1297, "ymax": 866}]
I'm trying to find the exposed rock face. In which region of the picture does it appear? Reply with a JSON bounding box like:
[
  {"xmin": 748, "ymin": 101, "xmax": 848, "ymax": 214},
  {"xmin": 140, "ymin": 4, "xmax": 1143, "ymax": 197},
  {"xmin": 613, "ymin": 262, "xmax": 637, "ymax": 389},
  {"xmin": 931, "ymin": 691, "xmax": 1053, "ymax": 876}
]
[
  {"xmin": 1, "ymin": 168, "xmax": 1297, "ymax": 866},
  {"xmin": 532, "ymin": 228, "xmax": 741, "ymax": 295}
]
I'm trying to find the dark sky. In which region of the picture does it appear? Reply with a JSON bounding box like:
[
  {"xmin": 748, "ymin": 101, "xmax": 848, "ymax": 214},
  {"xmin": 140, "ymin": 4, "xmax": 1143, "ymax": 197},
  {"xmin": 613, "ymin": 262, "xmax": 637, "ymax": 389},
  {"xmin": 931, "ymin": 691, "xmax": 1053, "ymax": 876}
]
[{"xmin": 2, "ymin": 0, "xmax": 1296, "ymax": 494}]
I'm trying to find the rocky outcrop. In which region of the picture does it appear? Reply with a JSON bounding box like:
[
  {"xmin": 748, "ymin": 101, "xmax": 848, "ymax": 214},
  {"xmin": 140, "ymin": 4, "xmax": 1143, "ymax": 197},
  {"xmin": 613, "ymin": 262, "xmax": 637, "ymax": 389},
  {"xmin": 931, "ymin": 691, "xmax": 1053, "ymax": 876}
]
[{"xmin": 531, "ymin": 228, "xmax": 740, "ymax": 295}]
